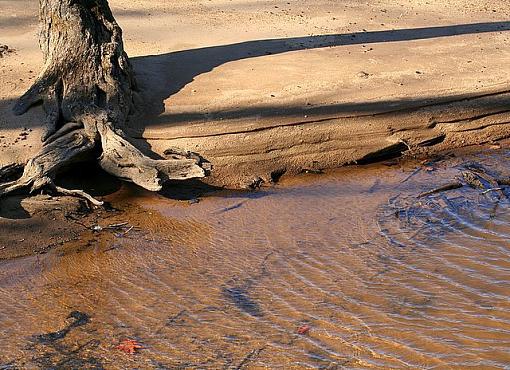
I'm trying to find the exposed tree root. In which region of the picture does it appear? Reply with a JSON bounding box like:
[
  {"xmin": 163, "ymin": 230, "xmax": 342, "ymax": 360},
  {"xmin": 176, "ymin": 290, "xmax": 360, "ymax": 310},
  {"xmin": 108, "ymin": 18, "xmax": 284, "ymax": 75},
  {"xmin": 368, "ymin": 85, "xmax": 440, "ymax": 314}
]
[
  {"xmin": 99, "ymin": 122, "xmax": 205, "ymax": 192},
  {"xmin": 53, "ymin": 186, "xmax": 104, "ymax": 207},
  {"xmin": 1, "ymin": 0, "xmax": 207, "ymax": 206}
]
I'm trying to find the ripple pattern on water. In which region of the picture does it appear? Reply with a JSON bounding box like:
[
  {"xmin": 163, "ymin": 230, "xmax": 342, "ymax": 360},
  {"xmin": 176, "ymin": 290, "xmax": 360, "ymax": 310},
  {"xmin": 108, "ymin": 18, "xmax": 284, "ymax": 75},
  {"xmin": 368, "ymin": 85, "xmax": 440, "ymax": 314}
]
[{"xmin": 0, "ymin": 162, "xmax": 509, "ymax": 368}]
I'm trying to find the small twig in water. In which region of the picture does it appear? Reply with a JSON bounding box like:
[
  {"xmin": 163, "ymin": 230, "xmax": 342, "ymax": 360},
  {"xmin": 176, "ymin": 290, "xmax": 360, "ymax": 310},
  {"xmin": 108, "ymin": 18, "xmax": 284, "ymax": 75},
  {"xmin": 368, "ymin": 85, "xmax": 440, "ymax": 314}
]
[
  {"xmin": 236, "ymin": 346, "xmax": 266, "ymax": 370},
  {"xmin": 65, "ymin": 215, "xmax": 89, "ymax": 229},
  {"xmin": 417, "ymin": 182, "xmax": 463, "ymax": 198},
  {"xmin": 122, "ymin": 226, "xmax": 134, "ymax": 235},
  {"xmin": 401, "ymin": 167, "xmax": 422, "ymax": 183},
  {"xmin": 106, "ymin": 222, "xmax": 129, "ymax": 229},
  {"xmin": 54, "ymin": 185, "xmax": 103, "ymax": 206},
  {"xmin": 92, "ymin": 222, "xmax": 130, "ymax": 233},
  {"xmin": 481, "ymin": 188, "xmax": 503, "ymax": 195}
]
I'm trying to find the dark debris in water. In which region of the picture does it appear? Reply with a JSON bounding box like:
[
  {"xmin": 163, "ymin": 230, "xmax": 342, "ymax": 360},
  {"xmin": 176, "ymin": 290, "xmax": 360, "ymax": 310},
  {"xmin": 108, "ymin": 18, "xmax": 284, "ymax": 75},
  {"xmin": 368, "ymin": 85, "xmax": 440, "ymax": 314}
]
[
  {"xmin": 379, "ymin": 161, "xmax": 510, "ymax": 248},
  {"xmin": 29, "ymin": 338, "xmax": 103, "ymax": 370},
  {"xmin": 246, "ymin": 177, "xmax": 265, "ymax": 191},
  {"xmin": 307, "ymin": 349, "xmax": 352, "ymax": 368},
  {"xmin": 216, "ymin": 201, "xmax": 246, "ymax": 213},
  {"xmin": 417, "ymin": 162, "xmax": 509, "ymax": 200},
  {"xmin": 0, "ymin": 363, "xmax": 16, "ymax": 370},
  {"xmin": 222, "ymin": 253, "xmax": 274, "ymax": 317},
  {"xmin": 235, "ymin": 346, "xmax": 266, "ymax": 369},
  {"xmin": 166, "ymin": 310, "xmax": 189, "ymax": 327},
  {"xmin": 35, "ymin": 311, "xmax": 90, "ymax": 344},
  {"xmin": 33, "ymin": 350, "xmax": 104, "ymax": 370},
  {"xmin": 222, "ymin": 287, "xmax": 263, "ymax": 317},
  {"xmin": 23, "ymin": 311, "xmax": 103, "ymax": 369},
  {"xmin": 381, "ymin": 192, "xmax": 471, "ymax": 247},
  {"xmin": 0, "ymin": 45, "xmax": 15, "ymax": 58}
]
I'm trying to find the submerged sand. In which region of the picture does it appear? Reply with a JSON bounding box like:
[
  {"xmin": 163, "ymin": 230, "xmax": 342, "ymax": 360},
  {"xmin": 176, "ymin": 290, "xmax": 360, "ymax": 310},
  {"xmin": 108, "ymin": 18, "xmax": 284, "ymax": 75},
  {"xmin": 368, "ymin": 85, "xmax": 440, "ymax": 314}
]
[{"xmin": 1, "ymin": 147, "xmax": 510, "ymax": 368}]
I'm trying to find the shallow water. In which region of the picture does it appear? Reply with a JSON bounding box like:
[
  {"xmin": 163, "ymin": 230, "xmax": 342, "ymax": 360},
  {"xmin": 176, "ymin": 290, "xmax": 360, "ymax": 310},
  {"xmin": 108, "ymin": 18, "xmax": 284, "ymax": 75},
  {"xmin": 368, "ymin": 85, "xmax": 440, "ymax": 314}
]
[{"xmin": 1, "ymin": 152, "xmax": 510, "ymax": 369}]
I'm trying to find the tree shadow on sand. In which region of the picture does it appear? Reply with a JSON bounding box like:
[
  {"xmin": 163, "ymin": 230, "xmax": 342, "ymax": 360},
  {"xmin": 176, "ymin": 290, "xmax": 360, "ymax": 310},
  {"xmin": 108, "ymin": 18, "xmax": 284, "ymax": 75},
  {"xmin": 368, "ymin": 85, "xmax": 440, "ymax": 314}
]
[{"xmin": 129, "ymin": 21, "xmax": 510, "ymax": 129}]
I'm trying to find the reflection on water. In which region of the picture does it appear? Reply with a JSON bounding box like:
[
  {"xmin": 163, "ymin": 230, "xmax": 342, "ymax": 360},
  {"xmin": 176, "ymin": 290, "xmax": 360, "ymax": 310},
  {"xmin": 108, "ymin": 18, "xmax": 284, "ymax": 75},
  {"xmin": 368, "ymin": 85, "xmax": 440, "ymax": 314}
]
[{"xmin": 1, "ymin": 153, "xmax": 510, "ymax": 369}]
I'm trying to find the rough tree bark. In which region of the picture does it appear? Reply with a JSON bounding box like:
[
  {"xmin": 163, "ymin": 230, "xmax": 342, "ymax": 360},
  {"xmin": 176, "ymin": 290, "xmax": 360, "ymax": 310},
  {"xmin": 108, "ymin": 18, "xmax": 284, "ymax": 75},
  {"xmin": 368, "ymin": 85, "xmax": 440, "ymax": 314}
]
[{"xmin": 1, "ymin": 0, "xmax": 205, "ymax": 205}]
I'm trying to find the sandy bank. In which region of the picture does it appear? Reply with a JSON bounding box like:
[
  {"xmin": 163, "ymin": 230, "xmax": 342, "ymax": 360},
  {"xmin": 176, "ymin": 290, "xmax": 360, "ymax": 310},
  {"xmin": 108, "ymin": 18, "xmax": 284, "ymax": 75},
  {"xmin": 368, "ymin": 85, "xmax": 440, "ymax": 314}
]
[{"xmin": 1, "ymin": 0, "xmax": 510, "ymax": 187}]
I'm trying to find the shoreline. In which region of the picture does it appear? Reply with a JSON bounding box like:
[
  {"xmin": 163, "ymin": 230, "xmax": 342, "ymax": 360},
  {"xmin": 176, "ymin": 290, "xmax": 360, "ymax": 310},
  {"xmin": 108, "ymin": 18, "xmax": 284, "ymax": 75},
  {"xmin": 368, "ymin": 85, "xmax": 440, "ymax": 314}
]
[{"xmin": 0, "ymin": 140, "xmax": 508, "ymax": 261}]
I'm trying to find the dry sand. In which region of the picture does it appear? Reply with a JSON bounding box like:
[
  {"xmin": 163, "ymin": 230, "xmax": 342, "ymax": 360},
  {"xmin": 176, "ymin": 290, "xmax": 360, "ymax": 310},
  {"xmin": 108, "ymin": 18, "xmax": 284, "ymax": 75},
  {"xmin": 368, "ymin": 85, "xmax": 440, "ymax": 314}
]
[{"xmin": 1, "ymin": 0, "xmax": 510, "ymax": 188}]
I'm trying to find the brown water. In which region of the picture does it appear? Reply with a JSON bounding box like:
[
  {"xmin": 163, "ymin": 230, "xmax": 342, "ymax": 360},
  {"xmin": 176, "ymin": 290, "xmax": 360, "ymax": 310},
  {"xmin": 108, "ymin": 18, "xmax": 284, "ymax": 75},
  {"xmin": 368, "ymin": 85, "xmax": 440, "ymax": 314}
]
[{"xmin": 1, "ymin": 152, "xmax": 510, "ymax": 369}]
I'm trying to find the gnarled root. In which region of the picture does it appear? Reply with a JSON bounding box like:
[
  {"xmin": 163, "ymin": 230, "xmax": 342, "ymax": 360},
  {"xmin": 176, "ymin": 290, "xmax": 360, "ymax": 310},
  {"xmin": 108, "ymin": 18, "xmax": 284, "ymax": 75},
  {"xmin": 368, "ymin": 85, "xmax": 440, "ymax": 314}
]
[
  {"xmin": 2, "ymin": 0, "xmax": 208, "ymax": 207},
  {"xmin": 0, "ymin": 127, "xmax": 101, "ymax": 205},
  {"xmin": 0, "ymin": 115, "xmax": 206, "ymax": 206},
  {"xmin": 98, "ymin": 122, "xmax": 205, "ymax": 192}
]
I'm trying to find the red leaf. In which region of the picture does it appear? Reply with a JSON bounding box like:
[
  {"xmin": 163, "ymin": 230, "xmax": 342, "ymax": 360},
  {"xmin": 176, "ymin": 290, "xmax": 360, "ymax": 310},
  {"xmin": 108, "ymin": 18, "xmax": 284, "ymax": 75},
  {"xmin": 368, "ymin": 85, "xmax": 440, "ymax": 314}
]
[
  {"xmin": 297, "ymin": 325, "xmax": 311, "ymax": 335},
  {"xmin": 116, "ymin": 339, "xmax": 143, "ymax": 354}
]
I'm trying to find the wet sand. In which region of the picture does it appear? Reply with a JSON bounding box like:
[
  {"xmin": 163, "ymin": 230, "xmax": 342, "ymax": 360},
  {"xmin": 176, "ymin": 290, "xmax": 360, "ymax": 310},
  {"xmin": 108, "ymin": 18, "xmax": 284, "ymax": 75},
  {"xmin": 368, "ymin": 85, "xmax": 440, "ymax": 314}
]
[{"xmin": 0, "ymin": 148, "xmax": 509, "ymax": 368}]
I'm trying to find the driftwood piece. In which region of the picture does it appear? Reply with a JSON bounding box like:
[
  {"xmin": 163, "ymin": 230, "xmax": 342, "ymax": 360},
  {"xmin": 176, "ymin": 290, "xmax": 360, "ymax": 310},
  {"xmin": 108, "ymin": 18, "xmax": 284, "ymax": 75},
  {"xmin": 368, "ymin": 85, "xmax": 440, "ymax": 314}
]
[
  {"xmin": 417, "ymin": 163, "xmax": 510, "ymax": 199},
  {"xmin": 417, "ymin": 182, "xmax": 464, "ymax": 198},
  {"xmin": 2, "ymin": 0, "xmax": 205, "ymax": 204}
]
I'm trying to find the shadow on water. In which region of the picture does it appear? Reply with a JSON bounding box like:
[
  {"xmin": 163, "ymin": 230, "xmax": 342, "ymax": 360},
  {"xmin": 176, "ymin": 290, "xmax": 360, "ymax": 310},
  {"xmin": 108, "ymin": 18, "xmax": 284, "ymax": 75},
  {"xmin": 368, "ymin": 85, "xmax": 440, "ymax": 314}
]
[
  {"xmin": 0, "ymin": 163, "xmax": 121, "ymax": 220},
  {"xmin": 159, "ymin": 178, "xmax": 224, "ymax": 201},
  {"xmin": 222, "ymin": 286, "xmax": 263, "ymax": 317},
  {"xmin": 159, "ymin": 178, "xmax": 273, "ymax": 202},
  {"xmin": 0, "ymin": 196, "xmax": 31, "ymax": 220}
]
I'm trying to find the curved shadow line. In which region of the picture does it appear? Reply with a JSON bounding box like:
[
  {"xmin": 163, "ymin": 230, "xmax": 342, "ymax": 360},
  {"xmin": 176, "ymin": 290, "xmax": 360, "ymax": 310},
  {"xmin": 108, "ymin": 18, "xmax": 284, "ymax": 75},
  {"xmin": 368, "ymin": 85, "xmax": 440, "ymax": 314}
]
[{"xmin": 130, "ymin": 21, "xmax": 510, "ymax": 121}]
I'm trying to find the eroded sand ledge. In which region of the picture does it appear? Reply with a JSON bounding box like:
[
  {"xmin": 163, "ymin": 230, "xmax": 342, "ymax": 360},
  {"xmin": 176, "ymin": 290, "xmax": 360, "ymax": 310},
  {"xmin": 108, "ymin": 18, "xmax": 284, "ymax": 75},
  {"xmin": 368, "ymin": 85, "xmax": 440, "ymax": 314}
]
[
  {"xmin": 1, "ymin": 0, "xmax": 509, "ymax": 188},
  {"xmin": 140, "ymin": 86, "xmax": 510, "ymax": 187}
]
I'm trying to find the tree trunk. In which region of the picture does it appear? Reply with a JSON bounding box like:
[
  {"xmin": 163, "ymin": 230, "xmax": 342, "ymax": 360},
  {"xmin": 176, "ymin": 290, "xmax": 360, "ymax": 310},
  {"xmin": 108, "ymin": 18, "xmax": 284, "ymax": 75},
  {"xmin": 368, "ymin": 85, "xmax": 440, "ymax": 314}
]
[{"xmin": 1, "ymin": 0, "xmax": 205, "ymax": 204}]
